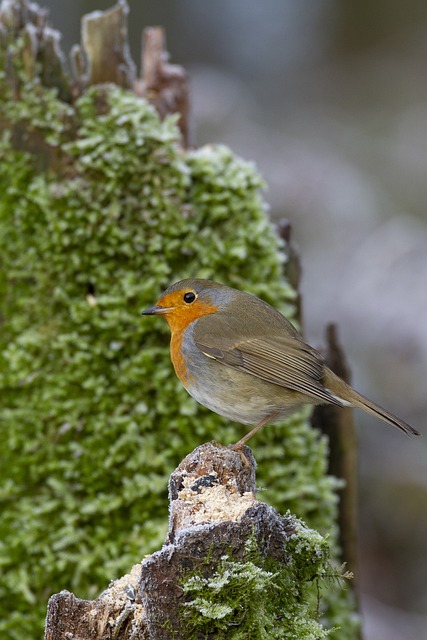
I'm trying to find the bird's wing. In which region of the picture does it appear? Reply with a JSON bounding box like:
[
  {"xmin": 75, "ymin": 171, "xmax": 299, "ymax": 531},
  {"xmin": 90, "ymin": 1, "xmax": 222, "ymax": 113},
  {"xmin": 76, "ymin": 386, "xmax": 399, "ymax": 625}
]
[{"xmin": 194, "ymin": 321, "xmax": 344, "ymax": 407}]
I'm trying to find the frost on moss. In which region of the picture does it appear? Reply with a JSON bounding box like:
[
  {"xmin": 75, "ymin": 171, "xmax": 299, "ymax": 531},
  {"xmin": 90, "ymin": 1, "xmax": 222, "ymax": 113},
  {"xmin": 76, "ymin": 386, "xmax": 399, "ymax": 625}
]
[
  {"xmin": 0, "ymin": 82, "xmax": 357, "ymax": 638},
  {"xmin": 181, "ymin": 521, "xmax": 348, "ymax": 639}
]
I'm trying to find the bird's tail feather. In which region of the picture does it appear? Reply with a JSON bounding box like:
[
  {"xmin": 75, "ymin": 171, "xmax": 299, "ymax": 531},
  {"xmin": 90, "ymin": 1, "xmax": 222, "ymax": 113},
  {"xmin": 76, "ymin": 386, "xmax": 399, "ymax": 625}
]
[{"xmin": 323, "ymin": 368, "xmax": 420, "ymax": 437}]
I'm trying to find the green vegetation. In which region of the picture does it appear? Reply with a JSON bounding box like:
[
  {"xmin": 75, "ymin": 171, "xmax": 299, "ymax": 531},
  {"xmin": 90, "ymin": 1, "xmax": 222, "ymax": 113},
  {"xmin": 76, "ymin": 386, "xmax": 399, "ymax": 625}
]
[
  {"xmin": 181, "ymin": 520, "xmax": 347, "ymax": 640},
  {"xmin": 0, "ymin": 74, "xmax": 358, "ymax": 637}
]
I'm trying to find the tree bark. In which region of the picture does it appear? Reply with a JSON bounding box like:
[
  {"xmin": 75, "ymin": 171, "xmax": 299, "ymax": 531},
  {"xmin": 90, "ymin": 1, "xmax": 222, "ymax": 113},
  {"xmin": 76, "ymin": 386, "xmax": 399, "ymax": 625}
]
[{"xmin": 312, "ymin": 324, "xmax": 360, "ymax": 601}]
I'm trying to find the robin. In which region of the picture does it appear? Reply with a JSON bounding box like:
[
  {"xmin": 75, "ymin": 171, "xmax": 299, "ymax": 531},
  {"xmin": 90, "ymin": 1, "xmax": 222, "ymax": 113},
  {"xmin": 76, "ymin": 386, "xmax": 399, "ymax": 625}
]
[{"xmin": 142, "ymin": 278, "xmax": 420, "ymax": 447}]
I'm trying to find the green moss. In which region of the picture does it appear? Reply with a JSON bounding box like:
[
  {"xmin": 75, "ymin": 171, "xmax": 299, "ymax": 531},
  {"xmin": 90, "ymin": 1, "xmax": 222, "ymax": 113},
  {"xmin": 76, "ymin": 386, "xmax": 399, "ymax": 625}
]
[
  {"xmin": 0, "ymin": 35, "xmax": 74, "ymax": 147},
  {"xmin": 181, "ymin": 521, "xmax": 348, "ymax": 639},
  {"xmin": 0, "ymin": 77, "xmax": 358, "ymax": 638}
]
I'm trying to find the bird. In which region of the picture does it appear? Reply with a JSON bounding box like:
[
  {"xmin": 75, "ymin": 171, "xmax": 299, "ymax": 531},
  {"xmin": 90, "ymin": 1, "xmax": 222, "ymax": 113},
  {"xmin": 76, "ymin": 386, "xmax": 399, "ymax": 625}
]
[{"xmin": 141, "ymin": 278, "xmax": 420, "ymax": 448}]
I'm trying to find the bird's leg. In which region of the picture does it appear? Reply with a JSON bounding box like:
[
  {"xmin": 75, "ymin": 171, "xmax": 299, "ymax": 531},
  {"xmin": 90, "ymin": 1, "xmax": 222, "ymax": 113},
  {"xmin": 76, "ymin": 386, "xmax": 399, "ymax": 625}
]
[{"xmin": 231, "ymin": 412, "xmax": 279, "ymax": 450}]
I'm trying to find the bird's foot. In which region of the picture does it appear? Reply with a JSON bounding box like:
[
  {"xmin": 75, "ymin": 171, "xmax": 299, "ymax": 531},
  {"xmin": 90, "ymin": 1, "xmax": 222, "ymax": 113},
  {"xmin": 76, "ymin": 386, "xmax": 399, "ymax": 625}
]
[
  {"xmin": 210, "ymin": 439, "xmax": 226, "ymax": 449},
  {"xmin": 209, "ymin": 439, "xmax": 251, "ymax": 467},
  {"xmin": 227, "ymin": 442, "xmax": 251, "ymax": 468}
]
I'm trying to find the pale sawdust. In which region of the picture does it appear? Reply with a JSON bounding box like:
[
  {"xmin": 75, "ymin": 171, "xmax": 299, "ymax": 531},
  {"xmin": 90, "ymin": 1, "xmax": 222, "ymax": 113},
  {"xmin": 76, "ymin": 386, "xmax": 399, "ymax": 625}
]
[
  {"xmin": 100, "ymin": 562, "xmax": 146, "ymax": 630},
  {"xmin": 177, "ymin": 472, "xmax": 255, "ymax": 524}
]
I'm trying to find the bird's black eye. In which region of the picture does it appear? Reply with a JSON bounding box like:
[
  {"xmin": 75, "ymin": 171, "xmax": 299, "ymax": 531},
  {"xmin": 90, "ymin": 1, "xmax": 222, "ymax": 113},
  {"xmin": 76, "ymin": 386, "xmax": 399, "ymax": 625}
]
[{"xmin": 183, "ymin": 291, "xmax": 196, "ymax": 304}]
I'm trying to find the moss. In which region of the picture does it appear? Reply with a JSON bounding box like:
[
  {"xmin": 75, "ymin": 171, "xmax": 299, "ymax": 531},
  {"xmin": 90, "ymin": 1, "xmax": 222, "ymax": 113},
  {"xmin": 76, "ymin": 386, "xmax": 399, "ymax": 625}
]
[
  {"xmin": 181, "ymin": 521, "xmax": 347, "ymax": 639},
  {"xmin": 0, "ymin": 75, "xmax": 358, "ymax": 638},
  {"xmin": 0, "ymin": 34, "xmax": 74, "ymax": 146}
]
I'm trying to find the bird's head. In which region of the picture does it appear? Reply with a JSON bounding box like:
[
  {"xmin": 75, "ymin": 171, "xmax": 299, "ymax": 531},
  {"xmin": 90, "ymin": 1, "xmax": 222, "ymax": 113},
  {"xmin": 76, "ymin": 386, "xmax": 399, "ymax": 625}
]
[{"xmin": 141, "ymin": 279, "xmax": 227, "ymax": 332}]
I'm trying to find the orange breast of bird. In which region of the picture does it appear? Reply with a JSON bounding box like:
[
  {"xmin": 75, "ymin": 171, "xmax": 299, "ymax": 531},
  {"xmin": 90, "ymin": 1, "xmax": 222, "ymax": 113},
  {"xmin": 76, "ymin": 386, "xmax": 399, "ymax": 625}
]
[
  {"xmin": 170, "ymin": 330, "xmax": 192, "ymax": 385},
  {"xmin": 159, "ymin": 291, "xmax": 218, "ymax": 387}
]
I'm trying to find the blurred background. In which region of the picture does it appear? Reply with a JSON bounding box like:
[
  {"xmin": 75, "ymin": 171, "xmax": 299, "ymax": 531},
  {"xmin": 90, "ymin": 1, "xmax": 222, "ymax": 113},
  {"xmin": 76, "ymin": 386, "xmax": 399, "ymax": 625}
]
[{"xmin": 42, "ymin": 1, "xmax": 427, "ymax": 638}]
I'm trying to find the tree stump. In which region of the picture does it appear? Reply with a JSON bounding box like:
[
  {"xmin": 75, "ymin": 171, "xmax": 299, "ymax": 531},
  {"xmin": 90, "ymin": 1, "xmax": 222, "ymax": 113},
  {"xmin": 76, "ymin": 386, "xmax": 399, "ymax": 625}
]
[{"xmin": 45, "ymin": 443, "xmax": 301, "ymax": 639}]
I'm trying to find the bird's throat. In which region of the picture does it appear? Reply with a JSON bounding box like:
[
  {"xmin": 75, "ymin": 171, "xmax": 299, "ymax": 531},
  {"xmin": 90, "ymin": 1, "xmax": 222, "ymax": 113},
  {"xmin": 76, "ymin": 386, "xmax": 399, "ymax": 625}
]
[
  {"xmin": 163, "ymin": 300, "xmax": 218, "ymax": 334},
  {"xmin": 170, "ymin": 331, "xmax": 193, "ymax": 386}
]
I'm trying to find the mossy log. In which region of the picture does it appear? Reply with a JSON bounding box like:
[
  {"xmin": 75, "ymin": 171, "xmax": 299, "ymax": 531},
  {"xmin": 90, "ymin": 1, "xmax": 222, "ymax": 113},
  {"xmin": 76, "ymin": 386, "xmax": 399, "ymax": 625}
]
[
  {"xmin": 0, "ymin": 0, "xmax": 189, "ymax": 159},
  {"xmin": 45, "ymin": 443, "xmax": 342, "ymax": 639},
  {"xmin": 1, "ymin": 1, "xmax": 360, "ymax": 638}
]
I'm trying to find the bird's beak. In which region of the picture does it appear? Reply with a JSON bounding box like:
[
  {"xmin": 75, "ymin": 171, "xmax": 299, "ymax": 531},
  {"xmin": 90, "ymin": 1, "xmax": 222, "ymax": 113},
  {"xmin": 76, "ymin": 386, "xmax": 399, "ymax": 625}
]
[{"xmin": 141, "ymin": 305, "xmax": 173, "ymax": 316}]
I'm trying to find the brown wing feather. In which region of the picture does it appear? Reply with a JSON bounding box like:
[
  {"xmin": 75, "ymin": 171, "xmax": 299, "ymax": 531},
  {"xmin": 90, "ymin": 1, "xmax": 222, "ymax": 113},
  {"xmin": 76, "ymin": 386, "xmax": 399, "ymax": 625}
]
[{"xmin": 194, "ymin": 330, "xmax": 344, "ymax": 407}]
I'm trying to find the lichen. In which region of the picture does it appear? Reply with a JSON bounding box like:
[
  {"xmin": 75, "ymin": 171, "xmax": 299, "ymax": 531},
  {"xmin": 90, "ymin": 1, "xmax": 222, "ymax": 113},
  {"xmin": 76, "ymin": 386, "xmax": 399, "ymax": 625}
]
[
  {"xmin": 0, "ymin": 76, "xmax": 358, "ymax": 639},
  {"xmin": 180, "ymin": 521, "xmax": 348, "ymax": 639}
]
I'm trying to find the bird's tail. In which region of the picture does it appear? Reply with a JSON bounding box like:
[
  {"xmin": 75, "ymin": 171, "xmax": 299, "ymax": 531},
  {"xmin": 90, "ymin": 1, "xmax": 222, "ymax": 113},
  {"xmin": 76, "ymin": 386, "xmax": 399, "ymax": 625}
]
[{"xmin": 323, "ymin": 368, "xmax": 421, "ymax": 437}]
